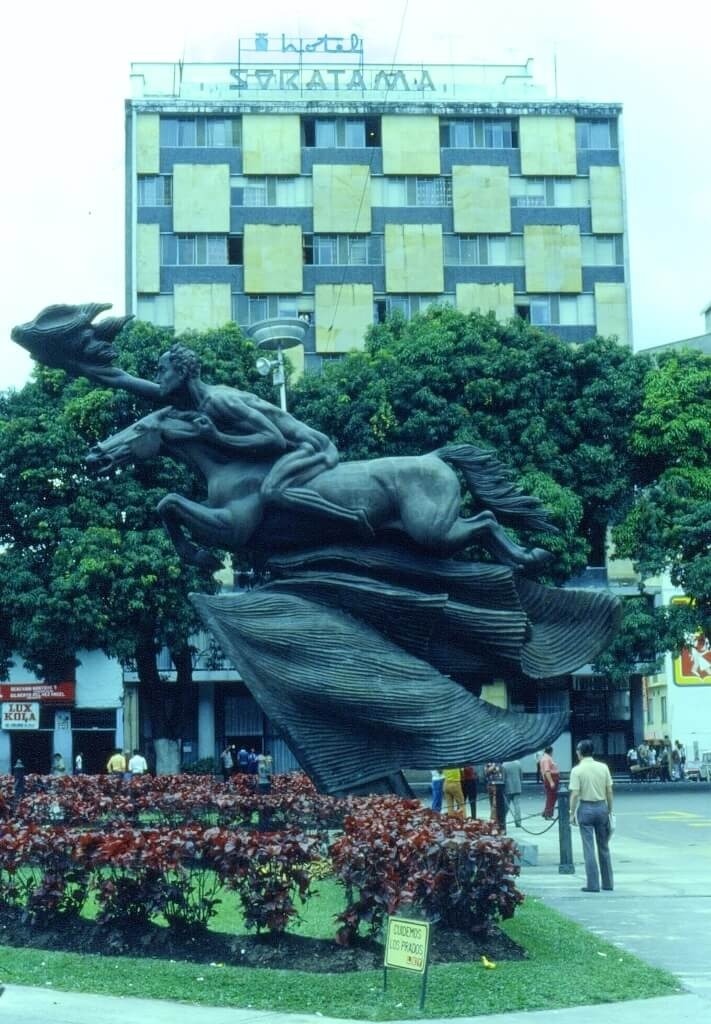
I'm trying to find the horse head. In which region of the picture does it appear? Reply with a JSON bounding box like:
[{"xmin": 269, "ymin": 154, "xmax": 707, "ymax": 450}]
[{"xmin": 85, "ymin": 408, "xmax": 169, "ymax": 472}]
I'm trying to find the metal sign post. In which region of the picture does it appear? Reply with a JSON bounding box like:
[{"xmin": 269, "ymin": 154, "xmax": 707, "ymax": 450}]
[{"xmin": 383, "ymin": 915, "xmax": 431, "ymax": 1010}]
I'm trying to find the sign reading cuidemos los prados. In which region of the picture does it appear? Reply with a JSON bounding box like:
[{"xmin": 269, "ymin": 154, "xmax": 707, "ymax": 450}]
[{"xmin": 383, "ymin": 916, "xmax": 431, "ymax": 1009}]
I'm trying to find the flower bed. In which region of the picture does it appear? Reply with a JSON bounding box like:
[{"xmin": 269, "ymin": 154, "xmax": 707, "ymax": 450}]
[{"xmin": 0, "ymin": 774, "xmax": 522, "ymax": 945}]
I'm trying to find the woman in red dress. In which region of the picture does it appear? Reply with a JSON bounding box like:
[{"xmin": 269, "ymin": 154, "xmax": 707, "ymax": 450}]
[{"xmin": 540, "ymin": 745, "xmax": 560, "ymax": 819}]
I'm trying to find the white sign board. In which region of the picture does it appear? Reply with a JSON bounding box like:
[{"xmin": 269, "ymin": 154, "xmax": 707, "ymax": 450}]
[{"xmin": 2, "ymin": 701, "xmax": 40, "ymax": 730}]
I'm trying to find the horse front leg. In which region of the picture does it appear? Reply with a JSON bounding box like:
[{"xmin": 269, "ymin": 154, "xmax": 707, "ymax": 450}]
[{"xmin": 156, "ymin": 493, "xmax": 242, "ymax": 573}]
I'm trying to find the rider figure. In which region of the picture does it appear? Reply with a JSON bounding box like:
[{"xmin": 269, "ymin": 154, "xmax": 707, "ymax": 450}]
[{"xmin": 97, "ymin": 343, "xmax": 372, "ymax": 535}]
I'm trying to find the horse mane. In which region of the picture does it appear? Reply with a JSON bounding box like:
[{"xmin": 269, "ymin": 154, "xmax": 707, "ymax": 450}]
[{"xmin": 437, "ymin": 444, "xmax": 558, "ymax": 534}]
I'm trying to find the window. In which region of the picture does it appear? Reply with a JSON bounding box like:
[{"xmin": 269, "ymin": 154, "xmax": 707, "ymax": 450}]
[
  {"xmin": 521, "ymin": 294, "xmax": 595, "ymax": 326},
  {"xmin": 160, "ymin": 116, "xmax": 241, "ymax": 147},
  {"xmin": 581, "ymin": 234, "xmax": 624, "ymax": 266},
  {"xmin": 303, "ymin": 116, "xmax": 380, "ymax": 147},
  {"xmin": 440, "ymin": 118, "xmax": 518, "ymax": 148},
  {"xmin": 510, "ymin": 177, "xmax": 590, "ymax": 208},
  {"xmin": 161, "ymin": 234, "xmax": 226, "ymax": 266},
  {"xmin": 227, "ymin": 236, "xmax": 243, "ymax": 265},
  {"xmin": 304, "ymin": 234, "xmax": 383, "ymax": 265},
  {"xmin": 230, "ymin": 176, "xmax": 312, "ymax": 207},
  {"xmin": 373, "ymin": 176, "xmax": 452, "ymax": 206},
  {"xmin": 660, "ymin": 695, "xmax": 667, "ymax": 722},
  {"xmin": 444, "ymin": 234, "xmax": 523, "ymax": 265},
  {"xmin": 137, "ymin": 175, "xmax": 172, "ymax": 206},
  {"xmin": 375, "ymin": 295, "xmax": 446, "ymax": 321},
  {"xmin": 234, "ymin": 295, "xmax": 302, "ymax": 325},
  {"xmin": 136, "ymin": 294, "xmax": 174, "ymax": 326},
  {"xmin": 646, "ymin": 694, "xmax": 654, "ymax": 726},
  {"xmin": 576, "ymin": 119, "xmax": 617, "ymax": 150}
]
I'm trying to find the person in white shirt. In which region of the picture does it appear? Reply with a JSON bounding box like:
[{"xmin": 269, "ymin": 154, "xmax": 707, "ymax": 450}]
[
  {"xmin": 128, "ymin": 749, "xmax": 148, "ymax": 775},
  {"xmin": 569, "ymin": 739, "xmax": 614, "ymax": 892}
]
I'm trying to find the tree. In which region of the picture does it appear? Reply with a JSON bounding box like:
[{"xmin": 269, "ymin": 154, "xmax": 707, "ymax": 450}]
[
  {"xmin": 292, "ymin": 306, "xmax": 650, "ymax": 580},
  {"xmin": 0, "ymin": 320, "xmax": 273, "ymax": 771},
  {"xmin": 613, "ymin": 349, "xmax": 711, "ymax": 637}
]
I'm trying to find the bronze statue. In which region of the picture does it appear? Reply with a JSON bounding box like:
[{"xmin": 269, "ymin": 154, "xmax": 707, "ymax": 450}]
[{"xmin": 12, "ymin": 303, "xmax": 620, "ymax": 794}]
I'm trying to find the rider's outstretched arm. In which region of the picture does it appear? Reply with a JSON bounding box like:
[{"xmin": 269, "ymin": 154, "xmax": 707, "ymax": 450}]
[{"xmin": 74, "ymin": 363, "xmax": 162, "ymax": 400}]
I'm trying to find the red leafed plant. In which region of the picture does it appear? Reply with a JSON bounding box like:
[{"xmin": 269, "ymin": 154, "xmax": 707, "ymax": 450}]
[{"xmin": 330, "ymin": 800, "xmax": 524, "ymax": 945}]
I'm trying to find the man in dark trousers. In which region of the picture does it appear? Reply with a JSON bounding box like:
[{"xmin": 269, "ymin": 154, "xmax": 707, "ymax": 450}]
[{"xmin": 569, "ymin": 739, "xmax": 614, "ymax": 892}]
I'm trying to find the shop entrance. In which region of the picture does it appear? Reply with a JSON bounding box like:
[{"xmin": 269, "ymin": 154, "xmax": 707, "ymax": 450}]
[
  {"xmin": 73, "ymin": 730, "xmax": 116, "ymax": 774},
  {"xmin": 10, "ymin": 731, "xmax": 52, "ymax": 774}
]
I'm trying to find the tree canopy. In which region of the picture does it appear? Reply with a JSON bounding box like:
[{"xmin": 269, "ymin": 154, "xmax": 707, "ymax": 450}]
[{"xmin": 613, "ymin": 348, "xmax": 711, "ymax": 637}]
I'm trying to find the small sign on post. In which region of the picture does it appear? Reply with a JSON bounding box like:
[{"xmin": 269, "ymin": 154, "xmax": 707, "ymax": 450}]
[{"xmin": 383, "ymin": 915, "xmax": 431, "ymax": 1009}]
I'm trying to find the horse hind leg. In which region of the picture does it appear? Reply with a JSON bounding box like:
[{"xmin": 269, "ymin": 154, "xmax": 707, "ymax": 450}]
[{"xmin": 437, "ymin": 512, "xmax": 551, "ymax": 568}]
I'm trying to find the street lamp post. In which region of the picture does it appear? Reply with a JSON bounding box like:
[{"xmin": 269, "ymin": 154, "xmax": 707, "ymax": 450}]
[{"xmin": 245, "ymin": 318, "xmax": 309, "ymax": 413}]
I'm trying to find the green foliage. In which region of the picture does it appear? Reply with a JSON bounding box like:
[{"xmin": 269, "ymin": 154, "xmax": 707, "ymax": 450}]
[{"xmin": 613, "ymin": 349, "xmax": 711, "ymax": 633}]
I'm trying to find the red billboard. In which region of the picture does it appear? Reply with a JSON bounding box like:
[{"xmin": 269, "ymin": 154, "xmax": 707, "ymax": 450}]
[{"xmin": 0, "ymin": 682, "xmax": 75, "ymax": 703}]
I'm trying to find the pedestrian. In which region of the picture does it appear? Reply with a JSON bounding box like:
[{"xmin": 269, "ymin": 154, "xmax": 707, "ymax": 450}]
[
  {"xmin": 460, "ymin": 764, "xmax": 478, "ymax": 818},
  {"xmin": 675, "ymin": 740, "xmax": 686, "ymax": 780},
  {"xmin": 540, "ymin": 745, "xmax": 560, "ymax": 819},
  {"xmin": 52, "ymin": 752, "xmax": 66, "ymax": 776},
  {"xmin": 442, "ymin": 765, "xmax": 465, "ymax": 817},
  {"xmin": 106, "ymin": 749, "xmax": 126, "ymax": 775},
  {"xmin": 430, "ymin": 768, "xmax": 444, "ymax": 813},
  {"xmin": 502, "ymin": 759, "xmax": 523, "ymax": 827},
  {"xmin": 256, "ymin": 750, "xmax": 273, "ymax": 794},
  {"xmin": 73, "ymin": 751, "xmax": 83, "ymax": 775},
  {"xmin": 569, "ymin": 739, "xmax": 614, "ymax": 892},
  {"xmin": 128, "ymin": 748, "xmax": 148, "ymax": 775},
  {"xmin": 626, "ymin": 745, "xmax": 639, "ymax": 780},
  {"xmin": 220, "ymin": 744, "xmax": 234, "ymax": 782},
  {"xmin": 236, "ymin": 746, "xmax": 249, "ymax": 773},
  {"xmin": 247, "ymin": 747, "xmax": 259, "ymax": 774},
  {"xmin": 484, "ymin": 761, "xmax": 504, "ymax": 822}
]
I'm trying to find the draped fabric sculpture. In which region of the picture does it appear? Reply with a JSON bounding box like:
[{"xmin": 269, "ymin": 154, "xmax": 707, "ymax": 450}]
[{"xmin": 13, "ymin": 304, "xmax": 620, "ymax": 794}]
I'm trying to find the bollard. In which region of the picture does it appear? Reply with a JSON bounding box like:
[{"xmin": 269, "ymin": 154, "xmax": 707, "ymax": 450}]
[
  {"xmin": 13, "ymin": 759, "xmax": 26, "ymax": 800},
  {"xmin": 492, "ymin": 780, "xmax": 507, "ymax": 834},
  {"xmin": 557, "ymin": 784, "xmax": 575, "ymax": 874}
]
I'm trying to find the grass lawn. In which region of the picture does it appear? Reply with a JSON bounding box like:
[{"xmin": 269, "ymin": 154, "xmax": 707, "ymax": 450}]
[{"xmin": 0, "ymin": 880, "xmax": 681, "ymax": 1018}]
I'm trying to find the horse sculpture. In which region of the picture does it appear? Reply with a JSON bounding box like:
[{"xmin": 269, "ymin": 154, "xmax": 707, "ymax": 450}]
[
  {"xmin": 87, "ymin": 407, "xmax": 554, "ymax": 573},
  {"xmin": 13, "ymin": 303, "xmax": 621, "ymax": 795}
]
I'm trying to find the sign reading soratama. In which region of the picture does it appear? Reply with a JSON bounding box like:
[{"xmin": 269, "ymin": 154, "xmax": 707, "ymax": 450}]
[{"xmin": 0, "ymin": 682, "xmax": 74, "ymax": 703}]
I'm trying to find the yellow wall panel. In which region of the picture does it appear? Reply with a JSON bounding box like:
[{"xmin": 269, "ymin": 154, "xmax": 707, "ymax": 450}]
[
  {"xmin": 452, "ymin": 165, "xmax": 511, "ymax": 233},
  {"xmin": 589, "ymin": 165, "xmax": 624, "ymax": 233},
  {"xmin": 315, "ymin": 284, "xmax": 373, "ymax": 354},
  {"xmin": 524, "ymin": 225, "xmax": 582, "ymax": 293},
  {"xmin": 243, "ymin": 224, "xmax": 303, "ymax": 293},
  {"xmin": 455, "ymin": 283, "xmax": 514, "ymax": 321},
  {"xmin": 312, "ymin": 165, "xmax": 371, "ymax": 233},
  {"xmin": 285, "ymin": 344, "xmax": 305, "ymax": 384},
  {"xmin": 519, "ymin": 116, "xmax": 577, "ymax": 175},
  {"xmin": 242, "ymin": 115, "xmax": 301, "ymax": 174},
  {"xmin": 173, "ymin": 164, "xmax": 230, "ymax": 232},
  {"xmin": 594, "ymin": 283, "xmax": 629, "ymax": 343},
  {"xmin": 385, "ymin": 224, "xmax": 444, "ymax": 293},
  {"xmin": 382, "ymin": 115, "xmax": 440, "ymax": 175},
  {"xmin": 174, "ymin": 284, "xmax": 232, "ymax": 334},
  {"xmin": 136, "ymin": 223, "xmax": 160, "ymax": 293},
  {"xmin": 136, "ymin": 114, "xmax": 159, "ymax": 174}
]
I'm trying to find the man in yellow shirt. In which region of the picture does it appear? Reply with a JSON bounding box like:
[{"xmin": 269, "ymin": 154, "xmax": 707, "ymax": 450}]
[
  {"xmin": 569, "ymin": 739, "xmax": 614, "ymax": 892},
  {"xmin": 106, "ymin": 749, "xmax": 127, "ymax": 775}
]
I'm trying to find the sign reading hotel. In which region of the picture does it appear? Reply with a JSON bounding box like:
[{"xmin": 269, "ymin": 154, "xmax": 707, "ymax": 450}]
[
  {"xmin": 0, "ymin": 682, "xmax": 75, "ymax": 703},
  {"xmin": 672, "ymin": 598, "xmax": 711, "ymax": 686},
  {"xmin": 2, "ymin": 702, "xmax": 40, "ymax": 730}
]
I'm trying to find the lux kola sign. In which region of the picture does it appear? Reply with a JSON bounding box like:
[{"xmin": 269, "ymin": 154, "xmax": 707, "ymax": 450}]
[{"xmin": 2, "ymin": 702, "xmax": 40, "ymax": 730}]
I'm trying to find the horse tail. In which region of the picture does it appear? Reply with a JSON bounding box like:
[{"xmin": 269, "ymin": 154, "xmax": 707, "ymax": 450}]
[{"xmin": 436, "ymin": 444, "xmax": 558, "ymax": 534}]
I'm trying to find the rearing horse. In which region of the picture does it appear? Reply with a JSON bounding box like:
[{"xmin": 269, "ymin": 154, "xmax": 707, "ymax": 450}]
[{"xmin": 87, "ymin": 407, "xmax": 555, "ymax": 571}]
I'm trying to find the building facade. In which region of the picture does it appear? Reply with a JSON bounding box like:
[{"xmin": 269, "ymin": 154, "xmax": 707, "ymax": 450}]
[{"xmin": 126, "ymin": 48, "xmax": 632, "ymax": 374}]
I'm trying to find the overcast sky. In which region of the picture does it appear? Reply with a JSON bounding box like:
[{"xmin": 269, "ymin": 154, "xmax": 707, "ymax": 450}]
[{"xmin": 1, "ymin": 0, "xmax": 709, "ymax": 390}]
